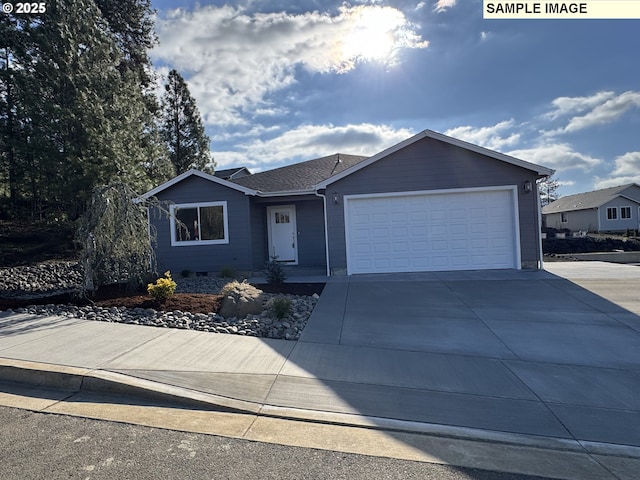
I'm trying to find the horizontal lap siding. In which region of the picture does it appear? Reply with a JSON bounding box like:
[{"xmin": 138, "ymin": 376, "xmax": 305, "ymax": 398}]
[
  {"xmin": 326, "ymin": 137, "xmax": 541, "ymax": 272},
  {"xmin": 252, "ymin": 198, "xmax": 326, "ymax": 268},
  {"xmin": 250, "ymin": 202, "xmax": 267, "ymax": 270},
  {"xmin": 545, "ymin": 209, "xmax": 596, "ymax": 232},
  {"xmin": 294, "ymin": 199, "xmax": 327, "ymax": 267},
  {"xmin": 599, "ymin": 197, "xmax": 640, "ymax": 232},
  {"xmin": 151, "ymin": 176, "xmax": 253, "ymax": 273}
]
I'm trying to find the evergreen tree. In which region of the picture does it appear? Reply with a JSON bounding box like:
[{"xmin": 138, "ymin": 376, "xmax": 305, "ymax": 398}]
[
  {"xmin": 94, "ymin": 0, "xmax": 157, "ymax": 87},
  {"xmin": 538, "ymin": 175, "xmax": 561, "ymax": 207},
  {"xmin": 160, "ymin": 69, "xmax": 213, "ymax": 174},
  {"xmin": 0, "ymin": 0, "xmax": 172, "ymax": 218}
]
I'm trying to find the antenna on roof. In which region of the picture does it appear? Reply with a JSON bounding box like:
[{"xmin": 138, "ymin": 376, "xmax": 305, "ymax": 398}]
[{"xmin": 331, "ymin": 154, "xmax": 342, "ymax": 174}]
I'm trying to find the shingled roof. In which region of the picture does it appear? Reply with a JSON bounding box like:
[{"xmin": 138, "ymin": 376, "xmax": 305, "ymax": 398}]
[
  {"xmin": 213, "ymin": 167, "xmax": 251, "ymax": 180},
  {"xmin": 231, "ymin": 153, "xmax": 368, "ymax": 193},
  {"xmin": 542, "ymin": 183, "xmax": 639, "ymax": 213}
]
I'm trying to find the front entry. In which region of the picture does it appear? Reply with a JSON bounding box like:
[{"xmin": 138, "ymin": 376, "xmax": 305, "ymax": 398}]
[{"xmin": 267, "ymin": 205, "xmax": 298, "ymax": 264}]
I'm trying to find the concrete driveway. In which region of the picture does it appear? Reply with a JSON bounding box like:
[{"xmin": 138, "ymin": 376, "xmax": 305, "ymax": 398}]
[{"xmin": 296, "ymin": 262, "xmax": 640, "ymax": 447}]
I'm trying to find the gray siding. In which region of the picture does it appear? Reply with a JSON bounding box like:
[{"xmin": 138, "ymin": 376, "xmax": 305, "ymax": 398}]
[
  {"xmin": 294, "ymin": 199, "xmax": 327, "ymax": 267},
  {"xmin": 545, "ymin": 209, "xmax": 598, "ymax": 232},
  {"xmin": 598, "ymin": 197, "xmax": 640, "ymax": 232},
  {"xmin": 324, "ymin": 136, "xmax": 542, "ymax": 272},
  {"xmin": 252, "ymin": 197, "xmax": 326, "ymax": 269},
  {"xmin": 151, "ymin": 176, "xmax": 253, "ymax": 274},
  {"xmin": 249, "ymin": 202, "xmax": 267, "ymax": 269}
]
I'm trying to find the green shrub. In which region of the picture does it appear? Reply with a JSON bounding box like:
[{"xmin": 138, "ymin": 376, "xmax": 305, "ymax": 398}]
[
  {"xmin": 220, "ymin": 266, "xmax": 236, "ymax": 278},
  {"xmin": 181, "ymin": 269, "xmax": 192, "ymax": 278},
  {"xmin": 270, "ymin": 296, "xmax": 292, "ymax": 320},
  {"xmin": 147, "ymin": 271, "xmax": 177, "ymax": 303},
  {"xmin": 264, "ymin": 256, "xmax": 286, "ymax": 285}
]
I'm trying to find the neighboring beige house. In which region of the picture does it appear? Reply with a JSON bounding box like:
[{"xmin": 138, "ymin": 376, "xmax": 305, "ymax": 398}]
[{"xmin": 543, "ymin": 184, "xmax": 640, "ymax": 233}]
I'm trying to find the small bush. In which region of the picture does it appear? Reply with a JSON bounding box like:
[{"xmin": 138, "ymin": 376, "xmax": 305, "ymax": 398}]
[
  {"xmin": 270, "ymin": 296, "xmax": 292, "ymax": 320},
  {"xmin": 221, "ymin": 280, "xmax": 241, "ymax": 296},
  {"xmin": 147, "ymin": 271, "xmax": 177, "ymax": 303},
  {"xmin": 181, "ymin": 269, "xmax": 192, "ymax": 278},
  {"xmin": 220, "ymin": 266, "xmax": 236, "ymax": 278},
  {"xmin": 264, "ymin": 256, "xmax": 286, "ymax": 285}
]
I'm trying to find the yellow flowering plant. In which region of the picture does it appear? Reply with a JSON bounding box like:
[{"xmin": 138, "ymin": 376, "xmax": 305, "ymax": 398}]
[{"xmin": 147, "ymin": 271, "xmax": 177, "ymax": 303}]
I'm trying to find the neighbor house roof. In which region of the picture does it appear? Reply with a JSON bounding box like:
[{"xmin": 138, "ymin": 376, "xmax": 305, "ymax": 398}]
[
  {"xmin": 315, "ymin": 129, "xmax": 554, "ymax": 189},
  {"xmin": 231, "ymin": 153, "xmax": 368, "ymax": 193},
  {"xmin": 213, "ymin": 167, "xmax": 251, "ymax": 180},
  {"xmin": 542, "ymin": 183, "xmax": 640, "ymax": 214}
]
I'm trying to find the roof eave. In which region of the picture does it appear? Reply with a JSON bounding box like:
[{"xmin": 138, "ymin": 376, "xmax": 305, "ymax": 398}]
[
  {"xmin": 256, "ymin": 189, "xmax": 316, "ymax": 197},
  {"xmin": 139, "ymin": 168, "xmax": 258, "ymax": 200}
]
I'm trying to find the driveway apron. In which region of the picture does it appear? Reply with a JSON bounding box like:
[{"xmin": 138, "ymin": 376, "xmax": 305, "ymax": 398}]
[{"xmin": 293, "ymin": 264, "xmax": 640, "ymax": 447}]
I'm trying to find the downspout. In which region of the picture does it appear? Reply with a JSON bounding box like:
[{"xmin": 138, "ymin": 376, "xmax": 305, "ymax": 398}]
[
  {"xmin": 536, "ymin": 181, "xmax": 544, "ymax": 270},
  {"xmin": 315, "ymin": 190, "xmax": 331, "ymax": 277}
]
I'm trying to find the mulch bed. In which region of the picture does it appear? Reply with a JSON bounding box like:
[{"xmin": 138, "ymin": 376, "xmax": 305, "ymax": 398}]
[{"xmin": 0, "ymin": 282, "xmax": 325, "ymax": 314}]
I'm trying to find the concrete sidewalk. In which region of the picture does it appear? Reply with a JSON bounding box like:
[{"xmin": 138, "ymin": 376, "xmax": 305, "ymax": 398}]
[{"xmin": 1, "ymin": 261, "xmax": 640, "ymax": 480}]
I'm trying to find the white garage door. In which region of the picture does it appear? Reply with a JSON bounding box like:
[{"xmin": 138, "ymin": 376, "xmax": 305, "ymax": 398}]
[{"xmin": 345, "ymin": 188, "xmax": 520, "ymax": 274}]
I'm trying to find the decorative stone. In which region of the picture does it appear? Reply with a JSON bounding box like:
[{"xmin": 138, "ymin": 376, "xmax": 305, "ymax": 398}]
[{"xmin": 218, "ymin": 281, "xmax": 264, "ymax": 318}]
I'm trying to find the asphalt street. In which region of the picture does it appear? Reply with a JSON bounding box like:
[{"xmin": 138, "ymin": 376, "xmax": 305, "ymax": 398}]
[{"xmin": 0, "ymin": 404, "xmax": 555, "ymax": 480}]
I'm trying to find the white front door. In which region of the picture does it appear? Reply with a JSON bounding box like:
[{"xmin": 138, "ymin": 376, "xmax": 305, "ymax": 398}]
[{"xmin": 267, "ymin": 205, "xmax": 298, "ymax": 263}]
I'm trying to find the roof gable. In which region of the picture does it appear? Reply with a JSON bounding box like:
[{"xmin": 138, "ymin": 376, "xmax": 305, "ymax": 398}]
[
  {"xmin": 140, "ymin": 169, "xmax": 257, "ymax": 199},
  {"xmin": 542, "ymin": 183, "xmax": 640, "ymax": 214},
  {"xmin": 315, "ymin": 129, "xmax": 554, "ymax": 189}
]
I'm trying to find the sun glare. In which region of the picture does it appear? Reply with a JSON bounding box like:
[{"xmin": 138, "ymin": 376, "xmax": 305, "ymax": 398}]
[{"xmin": 342, "ymin": 8, "xmax": 402, "ymax": 64}]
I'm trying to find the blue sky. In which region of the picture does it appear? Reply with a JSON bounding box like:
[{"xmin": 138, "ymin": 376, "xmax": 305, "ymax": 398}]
[{"xmin": 150, "ymin": 0, "xmax": 639, "ymax": 196}]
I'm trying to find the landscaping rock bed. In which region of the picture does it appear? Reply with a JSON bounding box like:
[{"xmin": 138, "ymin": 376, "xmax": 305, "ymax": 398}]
[
  {"xmin": 0, "ymin": 262, "xmax": 83, "ymax": 298},
  {"xmin": 0, "ymin": 262, "xmax": 322, "ymax": 340}
]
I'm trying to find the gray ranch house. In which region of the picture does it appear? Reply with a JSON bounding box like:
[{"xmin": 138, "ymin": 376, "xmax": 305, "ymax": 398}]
[
  {"xmin": 142, "ymin": 130, "xmax": 553, "ymax": 276},
  {"xmin": 542, "ymin": 184, "xmax": 640, "ymax": 233}
]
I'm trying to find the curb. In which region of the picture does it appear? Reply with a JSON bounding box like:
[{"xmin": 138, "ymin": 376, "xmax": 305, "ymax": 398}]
[
  {"xmin": 2, "ymin": 357, "xmax": 640, "ymax": 461},
  {"xmin": 0, "ymin": 358, "xmax": 261, "ymax": 414}
]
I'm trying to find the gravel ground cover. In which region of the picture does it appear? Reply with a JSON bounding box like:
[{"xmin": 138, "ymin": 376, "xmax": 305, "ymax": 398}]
[{"xmin": 0, "ymin": 262, "xmax": 321, "ymax": 340}]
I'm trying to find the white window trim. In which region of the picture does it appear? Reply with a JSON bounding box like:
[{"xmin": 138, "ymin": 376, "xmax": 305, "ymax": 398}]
[
  {"xmin": 606, "ymin": 207, "xmax": 618, "ymax": 220},
  {"xmin": 170, "ymin": 201, "xmax": 229, "ymax": 246},
  {"xmin": 621, "ymin": 206, "xmax": 632, "ymax": 219}
]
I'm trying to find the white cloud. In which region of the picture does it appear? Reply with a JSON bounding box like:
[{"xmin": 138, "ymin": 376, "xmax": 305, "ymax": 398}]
[
  {"xmin": 594, "ymin": 175, "xmax": 640, "ymax": 189},
  {"xmin": 152, "ymin": 5, "xmax": 428, "ymax": 127},
  {"xmin": 445, "ymin": 120, "xmax": 521, "ymax": 151},
  {"xmin": 543, "ymin": 91, "xmax": 640, "ymax": 135},
  {"xmin": 213, "ymin": 123, "xmax": 415, "ymax": 168},
  {"xmin": 610, "ymin": 151, "xmax": 640, "ymax": 176},
  {"xmin": 558, "ymin": 180, "xmax": 575, "ymax": 187},
  {"xmin": 544, "ymin": 91, "xmax": 616, "ymax": 120},
  {"xmin": 434, "ymin": 0, "xmax": 457, "ymax": 13},
  {"xmin": 593, "ymin": 151, "xmax": 640, "ymax": 189},
  {"xmin": 562, "ymin": 91, "xmax": 640, "ymax": 133},
  {"xmin": 508, "ymin": 143, "xmax": 602, "ymax": 172}
]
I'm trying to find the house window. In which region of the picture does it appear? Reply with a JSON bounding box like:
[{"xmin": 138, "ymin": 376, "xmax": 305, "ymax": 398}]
[
  {"xmin": 275, "ymin": 212, "xmax": 290, "ymax": 224},
  {"xmin": 170, "ymin": 202, "xmax": 228, "ymax": 246},
  {"xmin": 607, "ymin": 207, "xmax": 618, "ymax": 220},
  {"xmin": 561, "ymin": 212, "xmax": 568, "ymax": 223},
  {"xmin": 621, "ymin": 206, "xmax": 632, "ymax": 219}
]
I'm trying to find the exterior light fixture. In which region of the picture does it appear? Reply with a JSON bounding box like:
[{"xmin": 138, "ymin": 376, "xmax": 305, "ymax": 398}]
[
  {"xmin": 333, "ymin": 192, "xmax": 339, "ymax": 204},
  {"xmin": 523, "ymin": 180, "xmax": 533, "ymax": 193}
]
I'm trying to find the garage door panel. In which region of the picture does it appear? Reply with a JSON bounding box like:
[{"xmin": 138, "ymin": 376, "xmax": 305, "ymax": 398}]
[{"xmin": 346, "ymin": 189, "xmax": 518, "ymax": 274}]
